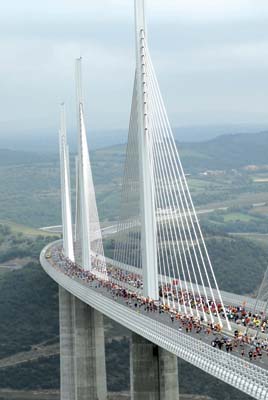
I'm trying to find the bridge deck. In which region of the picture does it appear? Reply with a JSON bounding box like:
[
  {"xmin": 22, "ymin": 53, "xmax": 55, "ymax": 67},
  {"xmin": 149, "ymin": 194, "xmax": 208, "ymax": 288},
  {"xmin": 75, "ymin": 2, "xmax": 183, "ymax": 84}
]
[
  {"xmin": 105, "ymin": 255, "xmax": 267, "ymax": 314},
  {"xmin": 40, "ymin": 242, "xmax": 268, "ymax": 400}
]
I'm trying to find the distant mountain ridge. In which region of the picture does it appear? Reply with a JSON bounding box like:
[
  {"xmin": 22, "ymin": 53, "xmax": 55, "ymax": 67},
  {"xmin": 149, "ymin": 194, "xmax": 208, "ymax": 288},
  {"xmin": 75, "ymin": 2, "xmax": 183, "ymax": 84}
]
[
  {"xmin": 1, "ymin": 130, "xmax": 268, "ymax": 172},
  {"xmin": 0, "ymin": 123, "xmax": 267, "ymax": 153},
  {"xmin": 179, "ymin": 130, "xmax": 268, "ymax": 171},
  {"xmin": 0, "ymin": 149, "xmax": 56, "ymax": 166}
]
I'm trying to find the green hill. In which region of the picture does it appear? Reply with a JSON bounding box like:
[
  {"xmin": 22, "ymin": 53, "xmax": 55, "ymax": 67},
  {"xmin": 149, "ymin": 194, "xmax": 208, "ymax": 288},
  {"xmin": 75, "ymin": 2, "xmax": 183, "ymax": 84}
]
[
  {"xmin": 179, "ymin": 131, "xmax": 268, "ymax": 172},
  {"xmin": 2, "ymin": 131, "xmax": 268, "ymax": 399},
  {"xmin": 1, "ymin": 130, "xmax": 268, "ymax": 227}
]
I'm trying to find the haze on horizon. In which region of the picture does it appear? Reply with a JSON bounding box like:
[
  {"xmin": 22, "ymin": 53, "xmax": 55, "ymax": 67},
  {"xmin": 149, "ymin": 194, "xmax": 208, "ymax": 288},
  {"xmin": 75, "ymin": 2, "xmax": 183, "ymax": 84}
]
[{"xmin": 1, "ymin": 0, "xmax": 268, "ymax": 144}]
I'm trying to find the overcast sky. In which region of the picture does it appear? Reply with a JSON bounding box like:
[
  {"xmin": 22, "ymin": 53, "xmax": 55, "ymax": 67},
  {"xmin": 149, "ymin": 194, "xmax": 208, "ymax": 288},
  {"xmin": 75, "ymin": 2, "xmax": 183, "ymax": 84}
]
[{"xmin": 1, "ymin": 0, "xmax": 268, "ymax": 140}]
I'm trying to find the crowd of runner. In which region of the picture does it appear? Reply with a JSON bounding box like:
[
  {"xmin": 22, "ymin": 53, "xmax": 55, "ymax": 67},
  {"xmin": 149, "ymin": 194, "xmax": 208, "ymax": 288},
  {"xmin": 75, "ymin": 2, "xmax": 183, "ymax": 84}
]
[{"xmin": 50, "ymin": 248, "xmax": 268, "ymax": 362}]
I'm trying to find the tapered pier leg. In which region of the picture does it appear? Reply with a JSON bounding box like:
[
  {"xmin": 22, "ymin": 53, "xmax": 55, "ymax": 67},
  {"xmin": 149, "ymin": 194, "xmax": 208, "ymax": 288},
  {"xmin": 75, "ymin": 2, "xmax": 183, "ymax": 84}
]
[
  {"xmin": 94, "ymin": 309, "xmax": 107, "ymax": 400},
  {"xmin": 159, "ymin": 347, "xmax": 179, "ymax": 399},
  {"xmin": 59, "ymin": 287, "xmax": 76, "ymax": 400},
  {"xmin": 73, "ymin": 297, "xmax": 107, "ymax": 400},
  {"xmin": 130, "ymin": 332, "xmax": 179, "ymax": 400},
  {"xmin": 130, "ymin": 333, "xmax": 159, "ymax": 400}
]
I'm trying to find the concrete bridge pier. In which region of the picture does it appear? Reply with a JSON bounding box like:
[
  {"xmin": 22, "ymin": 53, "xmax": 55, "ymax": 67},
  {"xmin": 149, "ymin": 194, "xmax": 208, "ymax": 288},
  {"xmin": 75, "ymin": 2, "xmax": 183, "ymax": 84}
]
[
  {"xmin": 73, "ymin": 297, "xmax": 107, "ymax": 400},
  {"xmin": 130, "ymin": 332, "xmax": 179, "ymax": 400},
  {"xmin": 59, "ymin": 287, "xmax": 107, "ymax": 400},
  {"xmin": 59, "ymin": 287, "xmax": 76, "ymax": 400}
]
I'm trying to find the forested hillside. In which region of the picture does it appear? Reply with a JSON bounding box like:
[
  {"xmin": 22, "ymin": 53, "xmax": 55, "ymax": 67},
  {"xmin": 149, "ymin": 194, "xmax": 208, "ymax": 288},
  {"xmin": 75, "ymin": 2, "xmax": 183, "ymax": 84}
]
[
  {"xmin": 1, "ymin": 130, "xmax": 268, "ymax": 399},
  {"xmin": 180, "ymin": 131, "xmax": 268, "ymax": 172},
  {"xmin": 1, "ymin": 130, "xmax": 268, "ymax": 226}
]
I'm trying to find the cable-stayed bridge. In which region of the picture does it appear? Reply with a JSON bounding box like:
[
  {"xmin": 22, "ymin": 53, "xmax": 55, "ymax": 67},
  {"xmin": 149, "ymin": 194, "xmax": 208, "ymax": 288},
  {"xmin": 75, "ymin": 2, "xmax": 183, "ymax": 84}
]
[{"xmin": 40, "ymin": 1, "xmax": 268, "ymax": 399}]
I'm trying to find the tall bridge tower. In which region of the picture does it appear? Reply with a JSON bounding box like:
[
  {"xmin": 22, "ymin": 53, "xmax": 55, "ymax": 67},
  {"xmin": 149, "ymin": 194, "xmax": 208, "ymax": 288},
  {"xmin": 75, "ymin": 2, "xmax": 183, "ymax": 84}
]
[
  {"xmin": 135, "ymin": 0, "xmax": 158, "ymax": 300},
  {"xmin": 58, "ymin": 62, "xmax": 107, "ymax": 400}
]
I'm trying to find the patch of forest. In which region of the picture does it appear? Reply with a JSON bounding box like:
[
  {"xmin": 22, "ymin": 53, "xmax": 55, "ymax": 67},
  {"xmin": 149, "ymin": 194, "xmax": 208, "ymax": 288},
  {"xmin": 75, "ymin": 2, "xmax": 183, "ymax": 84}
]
[{"xmin": 0, "ymin": 226, "xmax": 59, "ymax": 358}]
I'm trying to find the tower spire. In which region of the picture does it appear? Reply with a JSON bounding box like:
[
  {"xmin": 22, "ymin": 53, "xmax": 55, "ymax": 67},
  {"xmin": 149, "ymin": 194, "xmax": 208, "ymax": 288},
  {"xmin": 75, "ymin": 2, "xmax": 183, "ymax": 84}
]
[
  {"xmin": 135, "ymin": 0, "xmax": 158, "ymax": 299},
  {"xmin": 59, "ymin": 103, "xmax": 74, "ymax": 262},
  {"xmin": 75, "ymin": 58, "xmax": 92, "ymax": 270}
]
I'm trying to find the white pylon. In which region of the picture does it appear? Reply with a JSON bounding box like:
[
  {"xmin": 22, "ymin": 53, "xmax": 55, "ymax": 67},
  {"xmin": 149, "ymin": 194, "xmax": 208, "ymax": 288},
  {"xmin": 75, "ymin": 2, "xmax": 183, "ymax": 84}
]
[
  {"xmin": 75, "ymin": 58, "xmax": 103, "ymax": 272},
  {"xmin": 77, "ymin": 102, "xmax": 92, "ymax": 270},
  {"xmin": 74, "ymin": 57, "xmax": 92, "ymax": 270},
  {"xmin": 59, "ymin": 103, "xmax": 75, "ymax": 262},
  {"xmin": 134, "ymin": 0, "xmax": 158, "ymax": 300}
]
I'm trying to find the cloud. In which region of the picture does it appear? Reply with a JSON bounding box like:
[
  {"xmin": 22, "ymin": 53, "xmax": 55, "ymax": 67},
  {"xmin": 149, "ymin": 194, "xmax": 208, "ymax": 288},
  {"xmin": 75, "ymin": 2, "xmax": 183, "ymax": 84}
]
[
  {"xmin": 148, "ymin": 0, "xmax": 268, "ymax": 21},
  {"xmin": 0, "ymin": 0, "xmax": 268, "ymax": 137},
  {"xmin": 2, "ymin": 0, "xmax": 268, "ymax": 24}
]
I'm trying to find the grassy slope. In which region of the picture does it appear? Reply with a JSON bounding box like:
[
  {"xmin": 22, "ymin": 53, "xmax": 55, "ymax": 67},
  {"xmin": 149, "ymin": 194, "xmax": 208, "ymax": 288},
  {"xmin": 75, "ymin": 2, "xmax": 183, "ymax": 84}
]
[{"xmin": 0, "ymin": 220, "xmax": 58, "ymax": 237}]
